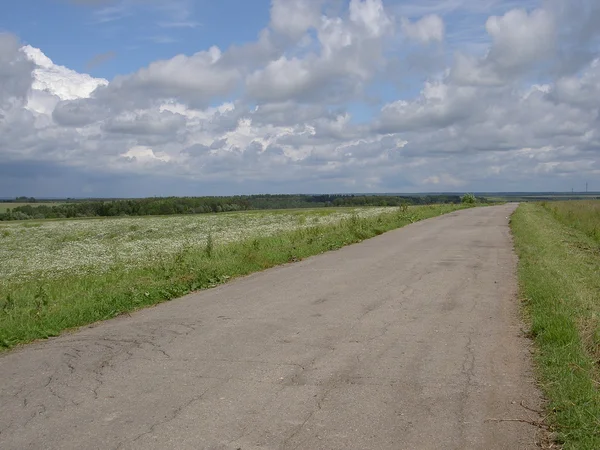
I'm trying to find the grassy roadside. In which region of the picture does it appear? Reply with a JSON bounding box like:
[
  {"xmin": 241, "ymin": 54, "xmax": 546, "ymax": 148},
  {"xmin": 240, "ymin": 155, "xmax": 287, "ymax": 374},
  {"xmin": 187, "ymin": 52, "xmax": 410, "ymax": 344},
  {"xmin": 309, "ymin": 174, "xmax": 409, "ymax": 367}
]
[
  {"xmin": 511, "ymin": 203, "xmax": 600, "ymax": 449},
  {"xmin": 541, "ymin": 200, "xmax": 600, "ymax": 244},
  {"xmin": 0, "ymin": 204, "xmax": 473, "ymax": 350}
]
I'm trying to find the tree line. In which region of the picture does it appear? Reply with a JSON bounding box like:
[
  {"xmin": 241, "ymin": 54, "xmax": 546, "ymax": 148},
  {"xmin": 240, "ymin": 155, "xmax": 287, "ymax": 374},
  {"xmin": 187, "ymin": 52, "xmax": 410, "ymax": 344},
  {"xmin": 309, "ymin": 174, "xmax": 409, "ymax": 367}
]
[{"xmin": 0, "ymin": 194, "xmax": 481, "ymax": 221}]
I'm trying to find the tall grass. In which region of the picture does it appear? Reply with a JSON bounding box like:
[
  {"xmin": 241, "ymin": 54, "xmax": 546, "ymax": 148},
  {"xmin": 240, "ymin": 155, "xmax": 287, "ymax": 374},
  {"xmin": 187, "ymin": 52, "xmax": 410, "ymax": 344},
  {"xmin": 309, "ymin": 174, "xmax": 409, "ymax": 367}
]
[
  {"xmin": 511, "ymin": 203, "xmax": 600, "ymax": 449},
  {"xmin": 0, "ymin": 204, "xmax": 473, "ymax": 350},
  {"xmin": 542, "ymin": 200, "xmax": 600, "ymax": 243}
]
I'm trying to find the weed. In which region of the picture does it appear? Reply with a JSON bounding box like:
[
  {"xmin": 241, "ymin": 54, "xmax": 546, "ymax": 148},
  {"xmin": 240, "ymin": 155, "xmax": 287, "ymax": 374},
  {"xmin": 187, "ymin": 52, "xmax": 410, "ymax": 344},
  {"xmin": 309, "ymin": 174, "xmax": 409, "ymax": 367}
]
[
  {"xmin": 1, "ymin": 293, "xmax": 14, "ymax": 312},
  {"xmin": 34, "ymin": 285, "xmax": 50, "ymax": 312},
  {"xmin": 205, "ymin": 234, "xmax": 214, "ymax": 258}
]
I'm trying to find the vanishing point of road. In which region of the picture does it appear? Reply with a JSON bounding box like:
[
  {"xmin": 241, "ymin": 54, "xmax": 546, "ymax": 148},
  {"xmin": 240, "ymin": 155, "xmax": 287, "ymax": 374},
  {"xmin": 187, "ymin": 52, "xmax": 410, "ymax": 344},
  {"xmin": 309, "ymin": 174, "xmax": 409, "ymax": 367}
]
[{"xmin": 0, "ymin": 204, "xmax": 543, "ymax": 449}]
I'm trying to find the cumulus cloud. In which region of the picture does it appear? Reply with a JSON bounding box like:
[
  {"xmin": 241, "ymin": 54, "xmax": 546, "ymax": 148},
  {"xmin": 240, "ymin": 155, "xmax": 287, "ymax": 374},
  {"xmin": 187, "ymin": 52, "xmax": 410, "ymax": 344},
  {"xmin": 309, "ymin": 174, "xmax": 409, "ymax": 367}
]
[
  {"xmin": 401, "ymin": 14, "xmax": 445, "ymax": 44},
  {"xmin": 549, "ymin": 0, "xmax": 600, "ymax": 74},
  {"xmin": 0, "ymin": 34, "xmax": 35, "ymax": 108},
  {"xmin": 450, "ymin": 7, "xmax": 556, "ymax": 86},
  {"xmin": 349, "ymin": 0, "xmax": 392, "ymax": 38},
  {"xmin": 246, "ymin": 0, "xmax": 392, "ymax": 103},
  {"xmin": 121, "ymin": 145, "xmax": 171, "ymax": 163},
  {"xmin": 422, "ymin": 174, "xmax": 465, "ymax": 187},
  {"xmin": 270, "ymin": 0, "xmax": 324, "ymax": 40},
  {"xmin": 51, "ymin": 98, "xmax": 110, "ymax": 126},
  {"xmin": 22, "ymin": 45, "xmax": 108, "ymax": 100},
  {"xmin": 105, "ymin": 46, "xmax": 239, "ymax": 107},
  {"xmin": 485, "ymin": 8, "xmax": 555, "ymax": 72},
  {"xmin": 0, "ymin": 0, "xmax": 599, "ymax": 196},
  {"xmin": 551, "ymin": 59, "xmax": 600, "ymax": 108},
  {"xmin": 375, "ymin": 82, "xmax": 480, "ymax": 133},
  {"xmin": 103, "ymin": 110, "xmax": 186, "ymax": 137}
]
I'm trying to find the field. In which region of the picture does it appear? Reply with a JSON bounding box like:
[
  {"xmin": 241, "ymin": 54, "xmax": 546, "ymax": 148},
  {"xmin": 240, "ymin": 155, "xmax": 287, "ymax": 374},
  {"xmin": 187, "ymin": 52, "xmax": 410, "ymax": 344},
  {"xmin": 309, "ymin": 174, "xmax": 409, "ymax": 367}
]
[
  {"xmin": 511, "ymin": 201, "xmax": 600, "ymax": 449},
  {"xmin": 486, "ymin": 193, "xmax": 600, "ymax": 203},
  {"xmin": 0, "ymin": 207, "xmax": 390, "ymax": 283},
  {"xmin": 0, "ymin": 204, "xmax": 472, "ymax": 349},
  {"xmin": 0, "ymin": 202, "xmax": 62, "ymax": 213}
]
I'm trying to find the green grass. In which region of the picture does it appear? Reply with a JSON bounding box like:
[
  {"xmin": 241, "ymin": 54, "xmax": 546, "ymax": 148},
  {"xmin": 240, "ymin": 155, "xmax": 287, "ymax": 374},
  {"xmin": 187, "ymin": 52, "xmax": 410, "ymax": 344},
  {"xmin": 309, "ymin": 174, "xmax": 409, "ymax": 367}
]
[
  {"xmin": 511, "ymin": 203, "xmax": 600, "ymax": 449},
  {"xmin": 0, "ymin": 204, "xmax": 474, "ymax": 350},
  {"xmin": 0, "ymin": 202, "xmax": 62, "ymax": 213},
  {"xmin": 541, "ymin": 200, "xmax": 600, "ymax": 244}
]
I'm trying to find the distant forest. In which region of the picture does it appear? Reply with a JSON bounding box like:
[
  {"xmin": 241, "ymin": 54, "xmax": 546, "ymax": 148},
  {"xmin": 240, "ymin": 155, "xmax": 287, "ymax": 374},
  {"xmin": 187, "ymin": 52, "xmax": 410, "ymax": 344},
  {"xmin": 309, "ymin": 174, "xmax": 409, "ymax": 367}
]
[{"xmin": 0, "ymin": 194, "xmax": 481, "ymax": 221}]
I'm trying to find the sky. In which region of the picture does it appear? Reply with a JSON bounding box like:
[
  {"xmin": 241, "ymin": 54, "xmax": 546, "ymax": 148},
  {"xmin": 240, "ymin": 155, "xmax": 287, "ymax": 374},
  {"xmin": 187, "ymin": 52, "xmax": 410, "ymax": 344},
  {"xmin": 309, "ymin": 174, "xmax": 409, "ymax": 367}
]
[{"xmin": 0, "ymin": 0, "xmax": 599, "ymax": 197}]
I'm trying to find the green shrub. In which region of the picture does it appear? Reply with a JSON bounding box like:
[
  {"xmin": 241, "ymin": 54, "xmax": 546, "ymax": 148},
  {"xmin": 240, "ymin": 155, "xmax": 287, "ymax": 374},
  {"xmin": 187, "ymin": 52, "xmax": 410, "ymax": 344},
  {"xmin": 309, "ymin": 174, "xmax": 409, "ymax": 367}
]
[{"xmin": 461, "ymin": 193, "xmax": 477, "ymax": 204}]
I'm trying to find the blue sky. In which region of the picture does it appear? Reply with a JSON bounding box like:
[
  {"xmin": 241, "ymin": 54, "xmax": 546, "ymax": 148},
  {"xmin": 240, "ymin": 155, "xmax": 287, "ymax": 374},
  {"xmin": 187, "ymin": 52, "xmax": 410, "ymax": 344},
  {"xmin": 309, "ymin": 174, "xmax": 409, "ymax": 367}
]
[
  {"xmin": 0, "ymin": 0, "xmax": 598, "ymax": 197},
  {"xmin": 2, "ymin": 0, "xmax": 272, "ymax": 78},
  {"xmin": 1, "ymin": 0, "xmax": 508, "ymax": 102}
]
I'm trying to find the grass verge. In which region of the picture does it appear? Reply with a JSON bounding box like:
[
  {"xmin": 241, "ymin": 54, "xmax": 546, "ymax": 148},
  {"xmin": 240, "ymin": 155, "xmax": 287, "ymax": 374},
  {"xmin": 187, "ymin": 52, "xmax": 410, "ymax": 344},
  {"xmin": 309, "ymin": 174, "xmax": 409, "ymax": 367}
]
[
  {"xmin": 540, "ymin": 200, "xmax": 600, "ymax": 244},
  {"xmin": 1, "ymin": 204, "xmax": 473, "ymax": 350},
  {"xmin": 511, "ymin": 203, "xmax": 600, "ymax": 449}
]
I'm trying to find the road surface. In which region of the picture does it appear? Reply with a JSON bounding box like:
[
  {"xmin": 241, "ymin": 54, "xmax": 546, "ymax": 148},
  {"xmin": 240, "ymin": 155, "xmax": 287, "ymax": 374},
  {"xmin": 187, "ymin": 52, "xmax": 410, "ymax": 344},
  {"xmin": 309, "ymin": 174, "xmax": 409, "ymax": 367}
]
[{"xmin": 0, "ymin": 204, "xmax": 543, "ymax": 449}]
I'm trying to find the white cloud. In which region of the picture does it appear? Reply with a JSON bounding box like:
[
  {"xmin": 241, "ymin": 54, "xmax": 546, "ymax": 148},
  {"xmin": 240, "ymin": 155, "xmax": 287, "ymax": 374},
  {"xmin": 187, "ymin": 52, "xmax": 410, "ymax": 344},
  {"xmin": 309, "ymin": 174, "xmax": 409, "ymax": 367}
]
[
  {"xmin": 22, "ymin": 45, "xmax": 108, "ymax": 101},
  {"xmin": 401, "ymin": 14, "xmax": 445, "ymax": 44},
  {"xmin": 451, "ymin": 7, "xmax": 556, "ymax": 85},
  {"xmin": 422, "ymin": 174, "xmax": 465, "ymax": 187},
  {"xmin": 485, "ymin": 8, "xmax": 555, "ymax": 71},
  {"xmin": 121, "ymin": 145, "xmax": 171, "ymax": 163},
  {"xmin": 0, "ymin": 33, "xmax": 35, "ymax": 108},
  {"xmin": 349, "ymin": 0, "xmax": 392, "ymax": 38},
  {"xmin": 104, "ymin": 46, "xmax": 239, "ymax": 107},
  {"xmin": 376, "ymin": 81, "xmax": 479, "ymax": 133},
  {"xmin": 246, "ymin": 0, "xmax": 392, "ymax": 103},
  {"xmin": 270, "ymin": 0, "xmax": 324, "ymax": 40},
  {"xmin": 103, "ymin": 110, "xmax": 186, "ymax": 137},
  {"xmin": 552, "ymin": 59, "xmax": 600, "ymax": 108},
  {"xmin": 0, "ymin": 0, "xmax": 599, "ymax": 196}
]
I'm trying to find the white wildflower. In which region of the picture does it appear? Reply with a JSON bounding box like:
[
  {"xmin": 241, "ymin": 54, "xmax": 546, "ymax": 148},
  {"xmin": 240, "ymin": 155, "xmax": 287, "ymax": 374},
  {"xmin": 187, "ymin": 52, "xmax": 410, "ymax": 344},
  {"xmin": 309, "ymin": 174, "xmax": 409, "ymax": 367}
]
[{"xmin": 0, "ymin": 207, "xmax": 396, "ymax": 285}]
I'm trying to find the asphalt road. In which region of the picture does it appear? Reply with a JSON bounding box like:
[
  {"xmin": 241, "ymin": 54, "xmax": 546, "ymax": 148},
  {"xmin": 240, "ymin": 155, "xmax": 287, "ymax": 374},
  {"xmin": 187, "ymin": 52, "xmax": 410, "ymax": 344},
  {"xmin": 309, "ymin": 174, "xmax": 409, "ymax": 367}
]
[{"xmin": 0, "ymin": 204, "xmax": 543, "ymax": 449}]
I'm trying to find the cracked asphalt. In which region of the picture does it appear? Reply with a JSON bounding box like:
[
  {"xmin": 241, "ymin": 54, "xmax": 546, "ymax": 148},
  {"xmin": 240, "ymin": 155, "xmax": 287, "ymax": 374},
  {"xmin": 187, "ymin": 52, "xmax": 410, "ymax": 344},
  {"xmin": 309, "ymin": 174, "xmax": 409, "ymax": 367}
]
[{"xmin": 0, "ymin": 204, "xmax": 543, "ymax": 449}]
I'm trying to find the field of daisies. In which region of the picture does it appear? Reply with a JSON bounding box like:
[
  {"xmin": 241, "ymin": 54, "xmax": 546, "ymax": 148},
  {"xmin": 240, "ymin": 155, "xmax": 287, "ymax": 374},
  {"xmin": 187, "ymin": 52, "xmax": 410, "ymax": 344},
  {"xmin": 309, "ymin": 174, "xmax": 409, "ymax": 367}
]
[{"xmin": 0, "ymin": 208, "xmax": 394, "ymax": 285}]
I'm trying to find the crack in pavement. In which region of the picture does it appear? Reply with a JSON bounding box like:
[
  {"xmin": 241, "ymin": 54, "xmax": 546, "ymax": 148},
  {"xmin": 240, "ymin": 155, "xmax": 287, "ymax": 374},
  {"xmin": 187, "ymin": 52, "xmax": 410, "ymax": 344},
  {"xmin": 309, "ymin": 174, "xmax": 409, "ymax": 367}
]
[{"xmin": 115, "ymin": 386, "xmax": 216, "ymax": 450}]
